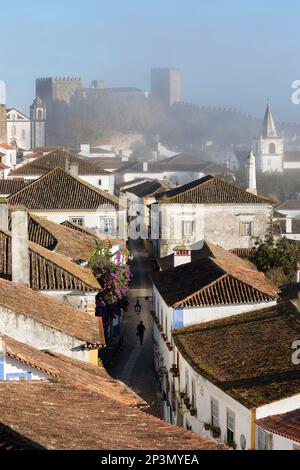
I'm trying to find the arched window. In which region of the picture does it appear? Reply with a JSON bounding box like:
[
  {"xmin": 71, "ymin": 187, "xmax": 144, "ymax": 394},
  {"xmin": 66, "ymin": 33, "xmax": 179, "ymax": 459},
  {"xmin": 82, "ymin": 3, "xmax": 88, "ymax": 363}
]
[
  {"xmin": 37, "ymin": 109, "xmax": 43, "ymax": 120},
  {"xmin": 269, "ymin": 143, "xmax": 276, "ymax": 154}
]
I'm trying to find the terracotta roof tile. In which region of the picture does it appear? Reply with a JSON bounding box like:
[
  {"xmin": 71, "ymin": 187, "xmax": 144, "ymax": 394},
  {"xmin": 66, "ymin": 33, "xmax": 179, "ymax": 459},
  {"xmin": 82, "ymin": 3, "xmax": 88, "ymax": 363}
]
[
  {"xmin": 158, "ymin": 241, "xmax": 255, "ymax": 271},
  {"xmin": 0, "ymin": 228, "xmax": 100, "ymax": 291},
  {"xmin": 28, "ymin": 214, "xmax": 97, "ymax": 262},
  {"xmin": 61, "ymin": 220, "xmax": 125, "ymax": 247},
  {"xmin": 173, "ymin": 301, "xmax": 300, "ymax": 408},
  {"xmin": 0, "ymin": 179, "xmax": 29, "ymax": 195},
  {"xmin": 151, "ymin": 256, "xmax": 278, "ymax": 308},
  {"xmin": 156, "ymin": 175, "xmax": 272, "ymax": 204},
  {"xmin": 0, "ymin": 382, "xmax": 226, "ymax": 450},
  {"xmin": 1, "ymin": 336, "xmax": 142, "ymax": 407},
  {"xmin": 9, "ymin": 148, "xmax": 110, "ymax": 176},
  {"xmin": 256, "ymin": 409, "xmax": 300, "ymax": 443},
  {"xmin": 0, "ymin": 278, "xmax": 104, "ymax": 346},
  {"xmin": 8, "ymin": 166, "xmax": 119, "ymax": 210}
]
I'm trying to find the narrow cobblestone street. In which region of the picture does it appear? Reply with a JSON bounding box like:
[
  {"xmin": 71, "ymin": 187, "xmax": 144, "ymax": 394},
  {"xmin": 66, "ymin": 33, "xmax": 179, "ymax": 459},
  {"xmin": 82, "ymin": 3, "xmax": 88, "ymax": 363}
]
[{"xmin": 108, "ymin": 240, "xmax": 163, "ymax": 419}]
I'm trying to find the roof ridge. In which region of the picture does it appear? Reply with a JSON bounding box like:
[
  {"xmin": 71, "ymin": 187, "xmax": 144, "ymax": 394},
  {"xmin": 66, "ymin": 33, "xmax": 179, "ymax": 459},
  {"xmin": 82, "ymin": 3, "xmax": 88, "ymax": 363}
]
[
  {"xmin": 173, "ymin": 270, "xmax": 227, "ymax": 308},
  {"xmin": 159, "ymin": 175, "xmax": 215, "ymax": 202},
  {"xmin": 0, "ymin": 227, "xmax": 99, "ymax": 290},
  {"xmin": 212, "ymin": 257, "xmax": 279, "ymax": 297},
  {"xmin": 157, "ymin": 174, "xmax": 272, "ymax": 204},
  {"xmin": 28, "ymin": 240, "xmax": 99, "ymax": 290},
  {"xmin": 9, "ymin": 165, "xmax": 119, "ymax": 208}
]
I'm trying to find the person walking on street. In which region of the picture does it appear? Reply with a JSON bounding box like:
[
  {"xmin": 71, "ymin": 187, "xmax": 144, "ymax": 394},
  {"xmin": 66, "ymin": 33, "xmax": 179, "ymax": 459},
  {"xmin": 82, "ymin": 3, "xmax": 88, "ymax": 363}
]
[{"xmin": 136, "ymin": 321, "xmax": 146, "ymax": 346}]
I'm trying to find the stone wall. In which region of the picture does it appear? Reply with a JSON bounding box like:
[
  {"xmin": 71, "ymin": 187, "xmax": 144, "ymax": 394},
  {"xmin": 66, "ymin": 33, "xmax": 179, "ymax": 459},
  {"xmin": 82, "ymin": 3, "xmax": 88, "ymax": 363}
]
[
  {"xmin": 36, "ymin": 77, "xmax": 82, "ymax": 104},
  {"xmin": 158, "ymin": 203, "xmax": 273, "ymax": 257}
]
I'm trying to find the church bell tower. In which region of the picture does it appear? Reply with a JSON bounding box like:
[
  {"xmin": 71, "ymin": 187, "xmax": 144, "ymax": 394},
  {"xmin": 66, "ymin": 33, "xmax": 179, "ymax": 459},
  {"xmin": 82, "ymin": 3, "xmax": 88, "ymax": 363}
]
[
  {"xmin": 253, "ymin": 104, "xmax": 284, "ymax": 173},
  {"xmin": 30, "ymin": 97, "xmax": 46, "ymax": 148}
]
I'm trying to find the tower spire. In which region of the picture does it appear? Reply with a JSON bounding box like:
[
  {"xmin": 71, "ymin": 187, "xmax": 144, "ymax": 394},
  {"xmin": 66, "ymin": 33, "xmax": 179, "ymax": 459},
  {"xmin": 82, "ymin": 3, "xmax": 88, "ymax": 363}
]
[{"xmin": 261, "ymin": 103, "xmax": 278, "ymax": 138}]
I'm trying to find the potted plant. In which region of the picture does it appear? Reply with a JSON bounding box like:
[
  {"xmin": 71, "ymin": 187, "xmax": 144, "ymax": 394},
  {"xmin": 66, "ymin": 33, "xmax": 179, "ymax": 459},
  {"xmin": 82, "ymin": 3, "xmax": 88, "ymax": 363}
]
[
  {"xmin": 190, "ymin": 408, "xmax": 197, "ymax": 417},
  {"xmin": 204, "ymin": 422, "xmax": 211, "ymax": 431}
]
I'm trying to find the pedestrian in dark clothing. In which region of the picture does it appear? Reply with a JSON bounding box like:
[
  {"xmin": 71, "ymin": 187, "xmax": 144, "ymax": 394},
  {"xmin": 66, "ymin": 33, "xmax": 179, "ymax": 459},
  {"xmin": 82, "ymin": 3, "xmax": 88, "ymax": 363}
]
[{"xmin": 137, "ymin": 321, "xmax": 146, "ymax": 346}]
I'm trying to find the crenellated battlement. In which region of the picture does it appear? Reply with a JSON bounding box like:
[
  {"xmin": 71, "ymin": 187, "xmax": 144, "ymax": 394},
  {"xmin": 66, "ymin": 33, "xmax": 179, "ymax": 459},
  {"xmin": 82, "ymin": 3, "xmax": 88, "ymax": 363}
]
[
  {"xmin": 36, "ymin": 77, "xmax": 83, "ymax": 104},
  {"xmin": 37, "ymin": 77, "xmax": 82, "ymax": 82}
]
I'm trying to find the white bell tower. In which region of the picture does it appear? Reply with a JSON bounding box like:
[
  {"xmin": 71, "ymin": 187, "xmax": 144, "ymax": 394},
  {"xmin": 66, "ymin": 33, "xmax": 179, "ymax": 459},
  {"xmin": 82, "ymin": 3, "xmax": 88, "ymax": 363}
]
[
  {"xmin": 253, "ymin": 104, "xmax": 284, "ymax": 173},
  {"xmin": 30, "ymin": 96, "xmax": 46, "ymax": 148}
]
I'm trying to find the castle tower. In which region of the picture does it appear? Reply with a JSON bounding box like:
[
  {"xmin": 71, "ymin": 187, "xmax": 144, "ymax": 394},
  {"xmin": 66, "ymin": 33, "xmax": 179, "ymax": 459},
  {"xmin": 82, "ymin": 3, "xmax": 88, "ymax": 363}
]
[
  {"xmin": 253, "ymin": 104, "xmax": 284, "ymax": 173},
  {"xmin": 30, "ymin": 97, "xmax": 46, "ymax": 148}
]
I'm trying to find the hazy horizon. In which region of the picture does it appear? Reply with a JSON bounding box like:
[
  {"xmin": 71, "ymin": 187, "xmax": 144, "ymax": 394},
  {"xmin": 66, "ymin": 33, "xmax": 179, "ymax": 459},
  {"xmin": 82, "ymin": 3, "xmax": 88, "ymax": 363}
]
[{"xmin": 2, "ymin": 0, "xmax": 300, "ymax": 123}]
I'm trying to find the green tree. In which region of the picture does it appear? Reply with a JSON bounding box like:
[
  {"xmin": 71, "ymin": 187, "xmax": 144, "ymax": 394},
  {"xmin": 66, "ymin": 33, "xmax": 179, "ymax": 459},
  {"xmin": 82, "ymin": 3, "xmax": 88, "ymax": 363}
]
[{"xmin": 250, "ymin": 236, "xmax": 300, "ymax": 286}]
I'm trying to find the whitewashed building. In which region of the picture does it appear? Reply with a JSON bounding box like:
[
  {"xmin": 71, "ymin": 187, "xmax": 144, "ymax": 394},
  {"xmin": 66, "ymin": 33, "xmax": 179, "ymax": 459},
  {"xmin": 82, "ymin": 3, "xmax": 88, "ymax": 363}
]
[
  {"xmin": 0, "ymin": 143, "xmax": 17, "ymax": 178},
  {"xmin": 150, "ymin": 243, "xmax": 279, "ymax": 440},
  {"xmin": 8, "ymin": 166, "xmax": 124, "ymax": 236},
  {"xmin": 9, "ymin": 148, "xmax": 115, "ymax": 194},
  {"xmin": 151, "ymin": 175, "xmax": 273, "ymax": 258},
  {"xmin": 6, "ymin": 108, "xmax": 31, "ymax": 150},
  {"xmin": 0, "ymin": 277, "xmax": 103, "ymax": 364},
  {"xmin": 255, "ymin": 409, "xmax": 300, "ymax": 450},
  {"xmin": 171, "ymin": 301, "xmax": 300, "ymax": 450}
]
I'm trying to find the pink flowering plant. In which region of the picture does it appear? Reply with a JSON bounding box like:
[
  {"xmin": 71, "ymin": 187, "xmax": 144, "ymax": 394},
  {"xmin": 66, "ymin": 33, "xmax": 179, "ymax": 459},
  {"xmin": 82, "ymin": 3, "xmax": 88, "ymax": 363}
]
[{"xmin": 89, "ymin": 242, "xmax": 132, "ymax": 336}]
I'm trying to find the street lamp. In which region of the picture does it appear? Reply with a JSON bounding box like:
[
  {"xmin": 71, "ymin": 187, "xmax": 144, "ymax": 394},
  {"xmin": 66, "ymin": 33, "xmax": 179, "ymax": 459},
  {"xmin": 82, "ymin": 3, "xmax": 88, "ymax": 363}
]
[{"xmin": 134, "ymin": 299, "xmax": 142, "ymax": 314}]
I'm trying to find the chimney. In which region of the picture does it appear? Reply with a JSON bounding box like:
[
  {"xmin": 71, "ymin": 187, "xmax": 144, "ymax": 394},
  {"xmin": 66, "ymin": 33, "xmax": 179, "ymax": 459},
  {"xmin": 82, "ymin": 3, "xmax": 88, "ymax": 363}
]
[
  {"xmin": 69, "ymin": 161, "xmax": 79, "ymax": 177},
  {"xmin": 80, "ymin": 144, "xmax": 90, "ymax": 154},
  {"xmin": 286, "ymin": 216, "xmax": 293, "ymax": 234},
  {"xmin": 11, "ymin": 206, "xmax": 30, "ymax": 287},
  {"xmin": 0, "ymin": 197, "xmax": 8, "ymax": 231},
  {"xmin": 246, "ymin": 150, "xmax": 257, "ymax": 195},
  {"xmin": 65, "ymin": 157, "xmax": 79, "ymax": 177},
  {"xmin": 173, "ymin": 246, "xmax": 191, "ymax": 267},
  {"xmin": 143, "ymin": 161, "xmax": 148, "ymax": 172}
]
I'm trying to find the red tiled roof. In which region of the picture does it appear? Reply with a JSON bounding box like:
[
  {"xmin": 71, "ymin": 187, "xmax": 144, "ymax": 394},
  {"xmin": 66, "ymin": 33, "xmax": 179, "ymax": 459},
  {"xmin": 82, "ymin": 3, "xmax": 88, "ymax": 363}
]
[
  {"xmin": 0, "ymin": 278, "xmax": 104, "ymax": 347},
  {"xmin": 9, "ymin": 148, "xmax": 110, "ymax": 176},
  {"xmin": 0, "ymin": 381, "xmax": 226, "ymax": 450},
  {"xmin": 156, "ymin": 175, "xmax": 272, "ymax": 204},
  {"xmin": 256, "ymin": 409, "xmax": 300, "ymax": 443},
  {"xmin": 173, "ymin": 301, "xmax": 300, "ymax": 408},
  {"xmin": 0, "ymin": 228, "xmax": 100, "ymax": 291},
  {"xmin": 8, "ymin": 166, "xmax": 119, "ymax": 210},
  {"xmin": 0, "ymin": 144, "xmax": 14, "ymax": 150},
  {"xmin": 151, "ymin": 256, "xmax": 279, "ymax": 308},
  {"xmin": 1, "ymin": 335, "xmax": 143, "ymax": 408},
  {"xmin": 0, "ymin": 163, "xmax": 9, "ymax": 170}
]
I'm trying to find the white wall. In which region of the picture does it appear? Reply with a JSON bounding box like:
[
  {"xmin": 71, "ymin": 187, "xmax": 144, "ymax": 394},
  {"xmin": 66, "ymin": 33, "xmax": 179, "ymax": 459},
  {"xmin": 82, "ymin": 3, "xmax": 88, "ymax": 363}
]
[
  {"xmin": 29, "ymin": 208, "xmax": 119, "ymax": 233},
  {"xmin": 177, "ymin": 352, "xmax": 253, "ymax": 449},
  {"xmin": 158, "ymin": 202, "xmax": 272, "ymax": 257},
  {"xmin": 268, "ymin": 431, "xmax": 299, "ymax": 450},
  {"xmin": 3, "ymin": 356, "xmax": 49, "ymax": 380},
  {"xmin": 0, "ymin": 306, "xmax": 90, "ymax": 362},
  {"xmin": 256, "ymin": 395, "xmax": 300, "ymax": 419},
  {"xmin": 182, "ymin": 301, "xmax": 277, "ymax": 326},
  {"xmin": 7, "ymin": 120, "xmax": 31, "ymax": 151}
]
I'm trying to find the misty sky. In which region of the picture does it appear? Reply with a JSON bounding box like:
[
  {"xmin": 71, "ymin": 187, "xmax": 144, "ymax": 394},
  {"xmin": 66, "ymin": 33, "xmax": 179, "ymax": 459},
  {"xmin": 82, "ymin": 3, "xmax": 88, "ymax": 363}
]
[{"xmin": 2, "ymin": 0, "xmax": 300, "ymax": 122}]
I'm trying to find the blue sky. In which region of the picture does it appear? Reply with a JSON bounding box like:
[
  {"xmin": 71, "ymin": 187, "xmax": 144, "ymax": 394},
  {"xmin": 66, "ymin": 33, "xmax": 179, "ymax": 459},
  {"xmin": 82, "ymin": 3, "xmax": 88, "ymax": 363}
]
[{"xmin": 2, "ymin": 0, "xmax": 300, "ymax": 121}]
